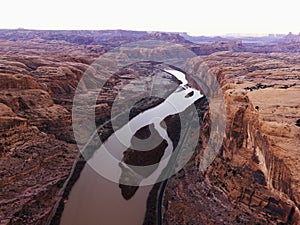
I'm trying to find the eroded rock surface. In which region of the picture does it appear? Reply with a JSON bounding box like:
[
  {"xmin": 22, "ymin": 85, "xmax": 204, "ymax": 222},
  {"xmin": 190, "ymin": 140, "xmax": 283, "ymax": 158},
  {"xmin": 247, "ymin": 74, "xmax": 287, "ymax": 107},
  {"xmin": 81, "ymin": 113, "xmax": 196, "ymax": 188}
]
[
  {"xmin": 162, "ymin": 52, "xmax": 300, "ymax": 224},
  {"xmin": 0, "ymin": 33, "xmax": 184, "ymax": 224},
  {"xmin": 0, "ymin": 30, "xmax": 299, "ymax": 225},
  {"xmin": 0, "ymin": 39, "xmax": 95, "ymax": 225}
]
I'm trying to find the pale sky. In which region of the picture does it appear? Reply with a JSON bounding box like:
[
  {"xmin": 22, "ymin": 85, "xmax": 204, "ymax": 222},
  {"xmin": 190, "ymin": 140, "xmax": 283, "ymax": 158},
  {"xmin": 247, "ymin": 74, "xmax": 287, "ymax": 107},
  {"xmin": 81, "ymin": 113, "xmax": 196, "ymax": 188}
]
[{"xmin": 1, "ymin": 0, "xmax": 299, "ymax": 36}]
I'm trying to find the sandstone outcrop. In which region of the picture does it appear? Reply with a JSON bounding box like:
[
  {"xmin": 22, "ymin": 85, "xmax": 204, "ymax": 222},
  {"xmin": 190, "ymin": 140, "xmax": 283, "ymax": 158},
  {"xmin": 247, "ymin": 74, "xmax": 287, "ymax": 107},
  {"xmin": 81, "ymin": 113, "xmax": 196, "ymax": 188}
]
[
  {"xmin": 0, "ymin": 30, "xmax": 299, "ymax": 225},
  {"xmin": 0, "ymin": 38, "xmax": 98, "ymax": 224},
  {"xmin": 162, "ymin": 51, "xmax": 300, "ymax": 224}
]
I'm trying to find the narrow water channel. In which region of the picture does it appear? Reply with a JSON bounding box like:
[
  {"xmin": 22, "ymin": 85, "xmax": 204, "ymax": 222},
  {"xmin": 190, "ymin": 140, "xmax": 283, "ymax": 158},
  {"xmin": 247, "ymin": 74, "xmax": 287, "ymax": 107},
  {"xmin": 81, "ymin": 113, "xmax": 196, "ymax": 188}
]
[{"xmin": 60, "ymin": 69, "xmax": 203, "ymax": 225}]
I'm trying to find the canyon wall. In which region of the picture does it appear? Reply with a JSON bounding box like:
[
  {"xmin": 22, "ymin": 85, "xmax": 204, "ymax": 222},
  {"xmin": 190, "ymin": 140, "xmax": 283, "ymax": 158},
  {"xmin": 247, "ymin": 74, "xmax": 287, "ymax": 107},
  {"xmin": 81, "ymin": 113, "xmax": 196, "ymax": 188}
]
[
  {"xmin": 0, "ymin": 39, "xmax": 96, "ymax": 224},
  {"xmin": 163, "ymin": 52, "xmax": 300, "ymax": 224},
  {"xmin": 0, "ymin": 31, "xmax": 299, "ymax": 224}
]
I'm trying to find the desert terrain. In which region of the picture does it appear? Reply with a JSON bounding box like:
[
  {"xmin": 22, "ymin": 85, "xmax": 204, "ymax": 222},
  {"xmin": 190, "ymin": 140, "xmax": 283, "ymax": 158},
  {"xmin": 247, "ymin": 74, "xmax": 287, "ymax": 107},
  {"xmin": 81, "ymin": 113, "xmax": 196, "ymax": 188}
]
[{"xmin": 0, "ymin": 30, "xmax": 299, "ymax": 224}]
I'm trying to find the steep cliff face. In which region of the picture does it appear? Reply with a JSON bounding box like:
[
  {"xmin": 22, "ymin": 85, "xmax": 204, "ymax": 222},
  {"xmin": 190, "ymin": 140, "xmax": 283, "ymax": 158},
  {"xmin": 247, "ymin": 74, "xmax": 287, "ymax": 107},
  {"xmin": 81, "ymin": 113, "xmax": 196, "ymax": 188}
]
[
  {"xmin": 0, "ymin": 31, "xmax": 299, "ymax": 224},
  {"xmin": 0, "ymin": 40, "xmax": 96, "ymax": 224},
  {"xmin": 162, "ymin": 52, "xmax": 300, "ymax": 224},
  {"xmin": 0, "ymin": 35, "xmax": 187, "ymax": 224}
]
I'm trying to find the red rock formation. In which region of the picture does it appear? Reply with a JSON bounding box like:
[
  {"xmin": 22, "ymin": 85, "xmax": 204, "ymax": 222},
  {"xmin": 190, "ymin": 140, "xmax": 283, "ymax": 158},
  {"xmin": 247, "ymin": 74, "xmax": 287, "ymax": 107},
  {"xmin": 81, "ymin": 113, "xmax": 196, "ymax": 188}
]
[
  {"xmin": 163, "ymin": 51, "xmax": 300, "ymax": 224},
  {"xmin": 0, "ymin": 38, "xmax": 95, "ymax": 224},
  {"xmin": 0, "ymin": 30, "xmax": 299, "ymax": 225}
]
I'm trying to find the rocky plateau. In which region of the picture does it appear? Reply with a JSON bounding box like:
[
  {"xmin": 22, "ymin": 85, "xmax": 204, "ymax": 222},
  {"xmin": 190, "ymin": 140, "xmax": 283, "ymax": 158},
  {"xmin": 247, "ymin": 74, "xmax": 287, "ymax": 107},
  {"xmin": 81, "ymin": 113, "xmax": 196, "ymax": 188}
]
[{"xmin": 0, "ymin": 30, "xmax": 299, "ymax": 225}]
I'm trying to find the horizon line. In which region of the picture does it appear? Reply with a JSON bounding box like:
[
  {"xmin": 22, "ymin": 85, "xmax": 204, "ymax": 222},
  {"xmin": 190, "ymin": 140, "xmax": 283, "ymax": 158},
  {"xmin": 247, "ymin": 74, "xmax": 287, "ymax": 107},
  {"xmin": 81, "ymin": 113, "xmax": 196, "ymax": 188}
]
[{"xmin": 0, "ymin": 27, "xmax": 298, "ymax": 38}]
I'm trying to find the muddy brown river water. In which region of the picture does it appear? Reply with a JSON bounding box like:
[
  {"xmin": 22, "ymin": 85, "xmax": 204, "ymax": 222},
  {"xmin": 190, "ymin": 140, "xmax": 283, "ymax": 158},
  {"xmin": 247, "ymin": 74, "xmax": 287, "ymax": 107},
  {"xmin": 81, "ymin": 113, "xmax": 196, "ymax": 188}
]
[{"xmin": 60, "ymin": 69, "xmax": 203, "ymax": 225}]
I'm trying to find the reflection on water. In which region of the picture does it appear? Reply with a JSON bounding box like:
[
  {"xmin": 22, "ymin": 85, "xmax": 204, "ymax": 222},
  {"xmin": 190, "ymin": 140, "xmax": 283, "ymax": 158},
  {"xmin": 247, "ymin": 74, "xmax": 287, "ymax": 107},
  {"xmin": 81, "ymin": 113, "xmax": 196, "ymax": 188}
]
[
  {"xmin": 60, "ymin": 69, "xmax": 203, "ymax": 225},
  {"xmin": 60, "ymin": 164, "xmax": 152, "ymax": 225}
]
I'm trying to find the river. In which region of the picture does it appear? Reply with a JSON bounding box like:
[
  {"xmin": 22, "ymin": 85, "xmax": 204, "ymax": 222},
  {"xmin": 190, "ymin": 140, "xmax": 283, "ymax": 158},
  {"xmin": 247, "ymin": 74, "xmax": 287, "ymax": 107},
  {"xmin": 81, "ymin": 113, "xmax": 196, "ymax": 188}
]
[{"xmin": 59, "ymin": 69, "xmax": 203, "ymax": 225}]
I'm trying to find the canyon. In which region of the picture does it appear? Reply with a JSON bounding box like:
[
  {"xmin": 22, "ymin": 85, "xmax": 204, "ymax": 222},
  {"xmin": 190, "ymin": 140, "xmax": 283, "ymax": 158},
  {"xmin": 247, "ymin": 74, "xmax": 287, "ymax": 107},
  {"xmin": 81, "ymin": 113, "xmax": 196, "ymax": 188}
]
[{"xmin": 0, "ymin": 30, "xmax": 299, "ymax": 225}]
